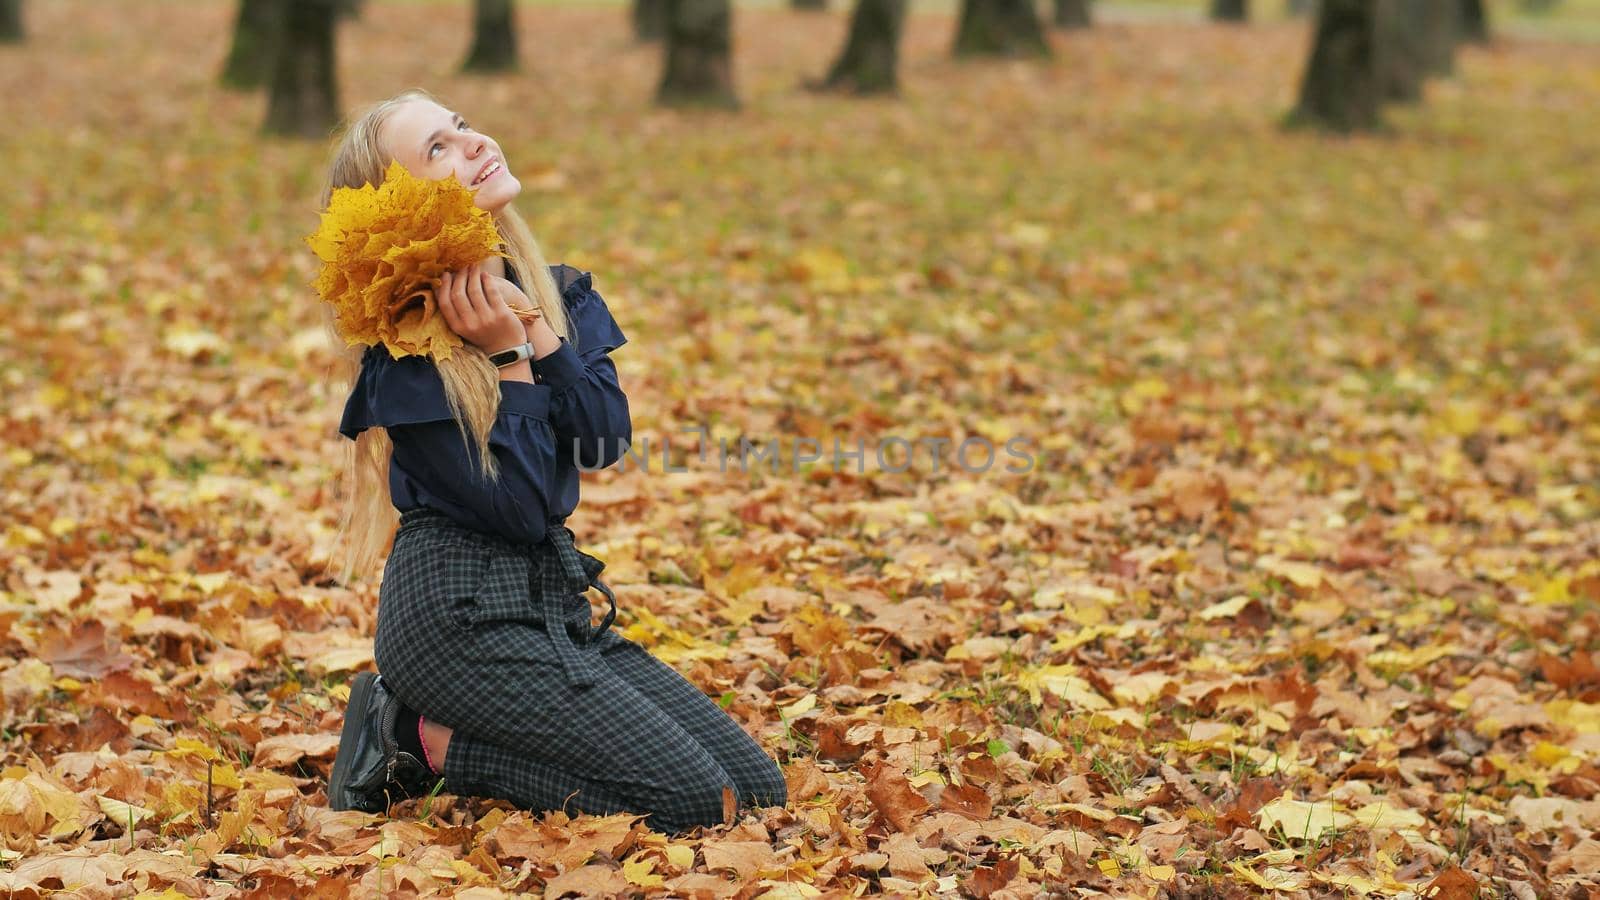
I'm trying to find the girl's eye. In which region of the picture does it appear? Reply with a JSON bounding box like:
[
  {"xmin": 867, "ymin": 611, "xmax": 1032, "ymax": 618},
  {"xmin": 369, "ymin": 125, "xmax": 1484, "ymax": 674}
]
[{"xmin": 427, "ymin": 122, "xmax": 469, "ymax": 159}]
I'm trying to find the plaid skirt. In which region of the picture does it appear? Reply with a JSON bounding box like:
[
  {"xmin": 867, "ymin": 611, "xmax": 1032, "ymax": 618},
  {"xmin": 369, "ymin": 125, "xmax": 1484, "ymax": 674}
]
[
  {"xmin": 371, "ymin": 506, "xmax": 788, "ymax": 832},
  {"xmin": 376, "ymin": 506, "xmax": 616, "ymax": 689}
]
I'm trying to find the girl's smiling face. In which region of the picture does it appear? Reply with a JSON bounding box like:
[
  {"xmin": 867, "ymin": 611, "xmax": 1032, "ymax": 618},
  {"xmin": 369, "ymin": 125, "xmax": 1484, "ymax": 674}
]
[{"xmin": 380, "ymin": 98, "xmax": 521, "ymax": 212}]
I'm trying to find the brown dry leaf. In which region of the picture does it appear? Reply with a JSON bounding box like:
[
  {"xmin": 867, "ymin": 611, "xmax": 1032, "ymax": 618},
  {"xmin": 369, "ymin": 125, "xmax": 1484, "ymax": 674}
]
[
  {"xmin": 542, "ymin": 864, "xmax": 631, "ymax": 898},
  {"xmin": 863, "ymin": 760, "xmax": 932, "ymax": 833},
  {"xmin": 939, "ymin": 782, "xmax": 993, "ymax": 820},
  {"xmin": 783, "ymin": 757, "xmax": 830, "ymax": 802},
  {"xmin": 965, "ymin": 855, "xmax": 1021, "ymax": 899},
  {"xmin": 881, "ymin": 831, "xmax": 944, "ymax": 879},
  {"xmin": 1421, "ymin": 866, "xmax": 1481, "ymax": 899},
  {"xmin": 701, "ymin": 840, "xmax": 777, "ymax": 880},
  {"xmin": 1549, "ymin": 839, "xmax": 1600, "ymax": 876},
  {"xmin": 251, "ymin": 733, "xmax": 340, "ymax": 769},
  {"xmin": 29, "ymin": 620, "xmax": 134, "ymax": 680}
]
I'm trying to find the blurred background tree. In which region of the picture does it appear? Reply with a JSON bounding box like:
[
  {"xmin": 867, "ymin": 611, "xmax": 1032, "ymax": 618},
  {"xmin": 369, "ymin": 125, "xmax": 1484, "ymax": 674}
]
[
  {"xmin": 222, "ymin": 0, "xmax": 281, "ymax": 89},
  {"xmin": 265, "ymin": 0, "xmax": 340, "ymax": 137},
  {"xmin": 657, "ymin": 0, "xmax": 739, "ymax": 108},
  {"xmin": 953, "ymin": 0, "xmax": 1052, "ymax": 56},
  {"xmin": 1, "ymin": 0, "xmax": 22, "ymax": 43},
  {"xmin": 634, "ymin": 0, "xmax": 668, "ymax": 41},
  {"xmin": 462, "ymin": 0, "xmax": 519, "ymax": 72},
  {"xmin": 1292, "ymin": 0, "xmax": 1382, "ymax": 131},
  {"xmin": 814, "ymin": 0, "xmax": 908, "ymax": 93},
  {"xmin": 1055, "ymin": 0, "xmax": 1092, "ymax": 29},
  {"xmin": 1212, "ymin": 0, "xmax": 1249, "ymax": 22}
]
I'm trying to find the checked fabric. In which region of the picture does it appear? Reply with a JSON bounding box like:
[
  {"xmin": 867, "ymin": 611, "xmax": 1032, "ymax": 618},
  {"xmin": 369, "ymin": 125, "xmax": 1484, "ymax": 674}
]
[{"xmin": 372, "ymin": 507, "xmax": 787, "ymax": 833}]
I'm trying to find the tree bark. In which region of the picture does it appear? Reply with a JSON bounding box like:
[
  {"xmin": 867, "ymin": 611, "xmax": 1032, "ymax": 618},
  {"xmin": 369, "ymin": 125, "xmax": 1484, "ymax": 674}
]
[
  {"xmin": 792, "ymin": 0, "xmax": 828, "ymax": 9},
  {"xmin": 818, "ymin": 0, "xmax": 907, "ymax": 94},
  {"xmin": 1054, "ymin": 0, "xmax": 1091, "ymax": 29},
  {"xmin": 1374, "ymin": 0, "xmax": 1425, "ymax": 102},
  {"xmin": 222, "ymin": 0, "xmax": 283, "ymax": 89},
  {"xmin": 1211, "ymin": 0, "xmax": 1248, "ymax": 21},
  {"xmin": 265, "ymin": 0, "xmax": 340, "ymax": 138},
  {"xmin": 1416, "ymin": 0, "xmax": 1461, "ymax": 74},
  {"xmin": 1377, "ymin": 0, "xmax": 1458, "ymax": 97},
  {"xmin": 953, "ymin": 0, "xmax": 1052, "ymax": 57},
  {"xmin": 335, "ymin": 0, "xmax": 363, "ymax": 18},
  {"xmin": 0, "ymin": 0, "xmax": 22, "ymax": 43},
  {"xmin": 657, "ymin": 0, "xmax": 739, "ymax": 109},
  {"xmin": 1289, "ymin": 0, "xmax": 1382, "ymax": 133},
  {"xmin": 634, "ymin": 0, "xmax": 668, "ymax": 41},
  {"xmin": 1460, "ymin": 0, "xmax": 1488, "ymax": 40},
  {"xmin": 462, "ymin": 0, "xmax": 518, "ymax": 72}
]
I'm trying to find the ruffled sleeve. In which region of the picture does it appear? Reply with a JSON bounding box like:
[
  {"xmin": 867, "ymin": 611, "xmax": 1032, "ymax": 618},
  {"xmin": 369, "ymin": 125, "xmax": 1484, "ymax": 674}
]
[
  {"xmin": 338, "ymin": 344, "xmax": 550, "ymax": 440},
  {"xmin": 535, "ymin": 266, "xmax": 632, "ymax": 470},
  {"xmin": 552, "ymin": 265, "xmax": 628, "ymax": 359},
  {"xmin": 339, "ymin": 346, "xmax": 449, "ymax": 440}
]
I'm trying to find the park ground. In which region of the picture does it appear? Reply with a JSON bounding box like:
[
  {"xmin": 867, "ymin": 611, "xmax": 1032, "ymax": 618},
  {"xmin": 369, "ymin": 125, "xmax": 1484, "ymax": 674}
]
[{"xmin": 1, "ymin": 0, "xmax": 1598, "ymax": 896}]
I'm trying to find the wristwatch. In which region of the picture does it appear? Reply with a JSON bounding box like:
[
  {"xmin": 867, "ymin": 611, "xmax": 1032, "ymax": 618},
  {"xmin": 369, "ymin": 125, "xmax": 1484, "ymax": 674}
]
[{"xmin": 488, "ymin": 341, "xmax": 534, "ymax": 369}]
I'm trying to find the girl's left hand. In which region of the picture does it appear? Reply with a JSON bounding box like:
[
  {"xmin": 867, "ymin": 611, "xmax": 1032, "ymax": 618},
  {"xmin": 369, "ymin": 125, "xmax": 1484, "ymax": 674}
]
[{"xmin": 485, "ymin": 274, "xmax": 542, "ymax": 324}]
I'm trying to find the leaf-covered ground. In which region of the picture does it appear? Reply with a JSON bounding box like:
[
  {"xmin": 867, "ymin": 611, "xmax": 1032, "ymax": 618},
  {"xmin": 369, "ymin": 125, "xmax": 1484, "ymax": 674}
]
[{"xmin": 2, "ymin": 1, "xmax": 1599, "ymax": 897}]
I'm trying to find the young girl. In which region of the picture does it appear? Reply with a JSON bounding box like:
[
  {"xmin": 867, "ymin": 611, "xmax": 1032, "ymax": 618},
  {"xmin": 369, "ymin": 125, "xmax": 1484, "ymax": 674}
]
[{"xmin": 320, "ymin": 89, "xmax": 787, "ymax": 834}]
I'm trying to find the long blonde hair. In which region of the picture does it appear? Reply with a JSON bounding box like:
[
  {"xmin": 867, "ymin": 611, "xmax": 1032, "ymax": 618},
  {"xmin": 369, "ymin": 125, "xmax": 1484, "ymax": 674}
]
[{"xmin": 317, "ymin": 88, "xmax": 572, "ymax": 585}]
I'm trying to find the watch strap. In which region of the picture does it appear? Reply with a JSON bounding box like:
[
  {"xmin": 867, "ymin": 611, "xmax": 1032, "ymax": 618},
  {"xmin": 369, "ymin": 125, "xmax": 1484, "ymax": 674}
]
[{"xmin": 488, "ymin": 341, "xmax": 534, "ymax": 368}]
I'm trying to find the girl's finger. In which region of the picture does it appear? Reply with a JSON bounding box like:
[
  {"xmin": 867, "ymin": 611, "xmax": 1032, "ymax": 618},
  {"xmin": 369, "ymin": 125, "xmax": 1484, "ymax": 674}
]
[
  {"xmin": 438, "ymin": 272, "xmax": 457, "ymax": 313},
  {"xmin": 465, "ymin": 266, "xmax": 488, "ymax": 313},
  {"xmin": 462, "ymin": 263, "xmax": 484, "ymax": 312},
  {"xmin": 436, "ymin": 273, "xmax": 458, "ymax": 326}
]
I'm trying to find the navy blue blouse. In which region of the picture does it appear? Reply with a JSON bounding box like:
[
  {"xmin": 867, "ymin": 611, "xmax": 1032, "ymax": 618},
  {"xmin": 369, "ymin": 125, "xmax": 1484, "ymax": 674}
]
[{"xmin": 337, "ymin": 263, "xmax": 630, "ymax": 545}]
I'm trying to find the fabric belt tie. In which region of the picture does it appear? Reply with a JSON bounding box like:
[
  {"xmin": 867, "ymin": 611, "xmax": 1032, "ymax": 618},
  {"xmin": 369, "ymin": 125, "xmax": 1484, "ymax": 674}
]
[
  {"xmin": 533, "ymin": 522, "xmax": 617, "ymax": 690},
  {"xmin": 394, "ymin": 507, "xmax": 617, "ymax": 691}
]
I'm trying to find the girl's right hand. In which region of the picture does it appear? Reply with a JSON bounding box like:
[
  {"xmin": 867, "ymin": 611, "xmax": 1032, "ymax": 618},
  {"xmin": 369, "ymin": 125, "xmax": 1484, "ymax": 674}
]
[{"xmin": 437, "ymin": 261, "xmax": 526, "ymax": 353}]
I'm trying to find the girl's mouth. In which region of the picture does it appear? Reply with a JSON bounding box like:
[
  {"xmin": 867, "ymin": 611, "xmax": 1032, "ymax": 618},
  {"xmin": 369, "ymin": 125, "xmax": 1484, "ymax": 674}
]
[{"xmin": 472, "ymin": 158, "xmax": 503, "ymax": 186}]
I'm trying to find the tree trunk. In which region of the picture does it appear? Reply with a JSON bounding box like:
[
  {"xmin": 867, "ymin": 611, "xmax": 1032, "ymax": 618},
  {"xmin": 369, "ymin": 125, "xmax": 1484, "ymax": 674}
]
[
  {"xmin": 634, "ymin": 0, "xmax": 668, "ymax": 41},
  {"xmin": 336, "ymin": 0, "xmax": 363, "ymax": 18},
  {"xmin": 1211, "ymin": 0, "xmax": 1248, "ymax": 21},
  {"xmin": 1378, "ymin": 0, "xmax": 1458, "ymax": 95},
  {"xmin": 1416, "ymin": 0, "xmax": 1461, "ymax": 75},
  {"xmin": 265, "ymin": 0, "xmax": 340, "ymax": 138},
  {"xmin": 1054, "ymin": 0, "xmax": 1091, "ymax": 29},
  {"xmin": 221, "ymin": 0, "xmax": 283, "ymax": 89},
  {"xmin": 953, "ymin": 0, "xmax": 1052, "ymax": 57},
  {"xmin": 462, "ymin": 0, "xmax": 518, "ymax": 72},
  {"xmin": 819, "ymin": 0, "xmax": 907, "ymax": 94},
  {"xmin": 0, "ymin": 0, "xmax": 22, "ymax": 43},
  {"xmin": 1289, "ymin": 0, "xmax": 1382, "ymax": 133},
  {"xmin": 792, "ymin": 0, "xmax": 828, "ymax": 9},
  {"xmin": 657, "ymin": 0, "xmax": 738, "ymax": 109},
  {"xmin": 1374, "ymin": 0, "xmax": 1425, "ymax": 102},
  {"xmin": 1460, "ymin": 0, "xmax": 1487, "ymax": 40}
]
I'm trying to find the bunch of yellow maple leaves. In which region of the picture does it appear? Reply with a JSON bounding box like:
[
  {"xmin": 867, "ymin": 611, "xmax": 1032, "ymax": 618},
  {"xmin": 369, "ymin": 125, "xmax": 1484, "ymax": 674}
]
[{"xmin": 303, "ymin": 159, "xmax": 533, "ymax": 362}]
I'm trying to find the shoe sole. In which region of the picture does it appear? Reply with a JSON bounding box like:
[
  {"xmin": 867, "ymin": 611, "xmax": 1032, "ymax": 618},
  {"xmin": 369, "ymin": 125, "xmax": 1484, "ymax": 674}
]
[{"xmin": 328, "ymin": 671, "xmax": 380, "ymax": 812}]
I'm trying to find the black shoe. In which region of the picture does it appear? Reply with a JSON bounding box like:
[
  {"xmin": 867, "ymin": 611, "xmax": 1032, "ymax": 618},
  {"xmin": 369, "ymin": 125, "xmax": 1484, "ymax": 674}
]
[{"xmin": 328, "ymin": 673, "xmax": 442, "ymax": 812}]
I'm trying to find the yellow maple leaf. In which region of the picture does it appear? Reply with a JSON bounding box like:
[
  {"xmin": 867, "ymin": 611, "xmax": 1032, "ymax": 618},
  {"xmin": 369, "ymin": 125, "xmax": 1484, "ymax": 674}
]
[
  {"xmin": 304, "ymin": 159, "xmax": 512, "ymax": 361},
  {"xmin": 623, "ymin": 856, "xmax": 664, "ymax": 888}
]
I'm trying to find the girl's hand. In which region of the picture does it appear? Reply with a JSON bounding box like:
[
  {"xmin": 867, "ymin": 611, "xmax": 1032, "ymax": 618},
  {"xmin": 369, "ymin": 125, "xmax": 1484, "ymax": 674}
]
[
  {"xmin": 484, "ymin": 274, "xmax": 542, "ymax": 323},
  {"xmin": 437, "ymin": 262, "xmax": 525, "ymax": 352},
  {"xmin": 484, "ymin": 273, "xmax": 554, "ymax": 342}
]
